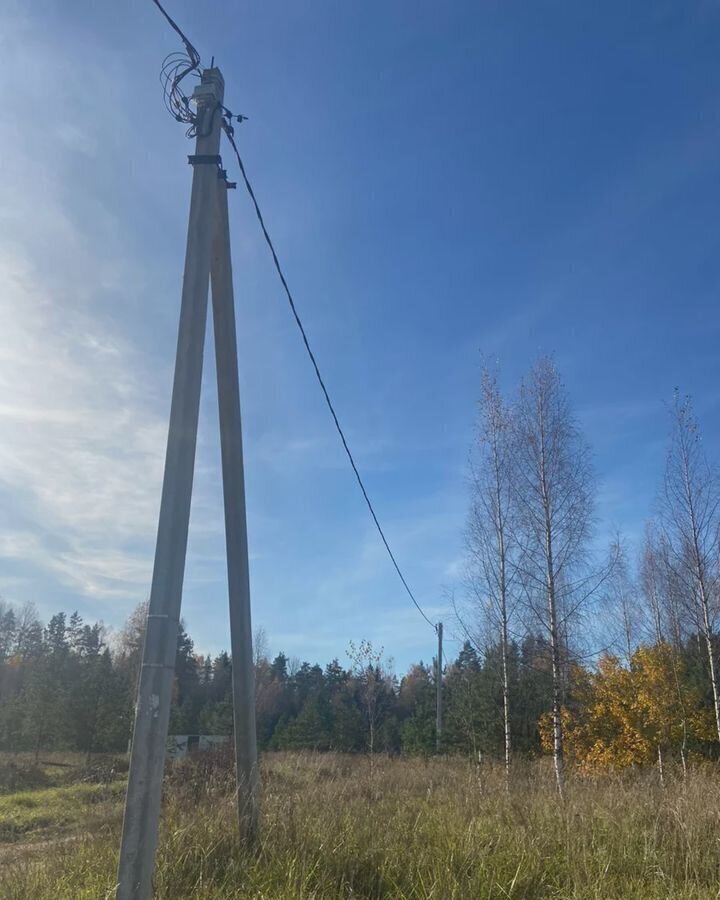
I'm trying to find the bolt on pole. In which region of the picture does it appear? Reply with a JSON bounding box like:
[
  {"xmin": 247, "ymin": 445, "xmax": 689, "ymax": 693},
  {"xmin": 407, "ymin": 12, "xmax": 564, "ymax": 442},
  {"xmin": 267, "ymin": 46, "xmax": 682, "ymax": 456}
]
[
  {"xmin": 436, "ymin": 622, "xmax": 443, "ymax": 753},
  {"xmin": 116, "ymin": 69, "xmax": 226, "ymax": 900}
]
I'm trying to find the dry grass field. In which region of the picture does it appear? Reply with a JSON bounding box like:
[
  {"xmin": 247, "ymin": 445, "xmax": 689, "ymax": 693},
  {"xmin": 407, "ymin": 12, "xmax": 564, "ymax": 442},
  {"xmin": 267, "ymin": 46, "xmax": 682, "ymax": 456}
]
[{"xmin": 1, "ymin": 752, "xmax": 720, "ymax": 899}]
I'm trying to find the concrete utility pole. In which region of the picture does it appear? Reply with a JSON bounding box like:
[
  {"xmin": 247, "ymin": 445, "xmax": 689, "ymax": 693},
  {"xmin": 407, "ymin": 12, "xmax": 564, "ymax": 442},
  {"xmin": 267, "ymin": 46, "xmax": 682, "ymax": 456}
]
[
  {"xmin": 116, "ymin": 67, "xmax": 258, "ymax": 899},
  {"xmin": 435, "ymin": 622, "xmax": 443, "ymax": 753},
  {"xmin": 210, "ymin": 178, "xmax": 259, "ymax": 839}
]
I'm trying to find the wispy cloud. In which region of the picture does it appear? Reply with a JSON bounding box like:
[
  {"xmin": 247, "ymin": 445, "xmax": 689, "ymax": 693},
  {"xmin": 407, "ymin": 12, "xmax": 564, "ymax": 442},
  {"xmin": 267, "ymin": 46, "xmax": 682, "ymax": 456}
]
[
  {"xmin": 0, "ymin": 241, "xmax": 168, "ymax": 599},
  {"xmin": 0, "ymin": 14, "xmax": 177, "ymax": 605}
]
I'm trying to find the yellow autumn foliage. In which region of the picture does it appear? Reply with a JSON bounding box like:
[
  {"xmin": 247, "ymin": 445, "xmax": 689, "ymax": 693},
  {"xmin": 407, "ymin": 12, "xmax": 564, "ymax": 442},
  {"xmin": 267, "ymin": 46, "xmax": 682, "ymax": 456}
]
[{"xmin": 540, "ymin": 644, "xmax": 715, "ymax": 772}]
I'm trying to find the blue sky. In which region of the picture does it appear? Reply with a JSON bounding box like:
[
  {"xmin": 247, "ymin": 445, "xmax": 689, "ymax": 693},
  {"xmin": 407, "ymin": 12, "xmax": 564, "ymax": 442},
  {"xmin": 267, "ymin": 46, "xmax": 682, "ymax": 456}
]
[{"xmin": 1, "ymin": 1, "xmax": 719, "ymax": 672}]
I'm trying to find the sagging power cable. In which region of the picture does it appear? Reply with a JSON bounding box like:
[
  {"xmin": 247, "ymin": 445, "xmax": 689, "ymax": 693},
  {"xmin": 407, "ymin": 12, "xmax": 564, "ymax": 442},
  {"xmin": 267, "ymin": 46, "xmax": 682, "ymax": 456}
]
[
  {"xmin": 223, "ymin": 125, "xmax": 437, "ymax": 632},
  {"xmin": 147, "ymin": 0, "xmax": 439, "ymax": 635}
]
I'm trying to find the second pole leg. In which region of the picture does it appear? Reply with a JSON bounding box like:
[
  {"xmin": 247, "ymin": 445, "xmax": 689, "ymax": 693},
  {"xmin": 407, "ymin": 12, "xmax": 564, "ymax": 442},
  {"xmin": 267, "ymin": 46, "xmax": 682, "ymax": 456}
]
[{"xmin": 211, "ymin": 177, "xmax": 259, "ymax": 840}]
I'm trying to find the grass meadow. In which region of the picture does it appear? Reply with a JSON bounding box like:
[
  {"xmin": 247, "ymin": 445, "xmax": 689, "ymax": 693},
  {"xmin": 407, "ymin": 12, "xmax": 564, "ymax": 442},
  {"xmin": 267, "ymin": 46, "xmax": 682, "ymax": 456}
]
[{"xmin": 1, "ymin": 751, "xmax": 720, "ymax": 898}]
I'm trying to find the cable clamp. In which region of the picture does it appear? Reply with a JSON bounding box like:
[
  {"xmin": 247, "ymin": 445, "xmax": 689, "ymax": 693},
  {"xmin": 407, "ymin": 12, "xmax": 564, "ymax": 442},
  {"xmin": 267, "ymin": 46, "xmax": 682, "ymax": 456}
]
[
  {"xmin": 218, "ymin": 168, "xmax": 237, "ymax": 189},
  {"xmin": 188, "ymin": 155, "xmax": 235, "ymax": 188}
]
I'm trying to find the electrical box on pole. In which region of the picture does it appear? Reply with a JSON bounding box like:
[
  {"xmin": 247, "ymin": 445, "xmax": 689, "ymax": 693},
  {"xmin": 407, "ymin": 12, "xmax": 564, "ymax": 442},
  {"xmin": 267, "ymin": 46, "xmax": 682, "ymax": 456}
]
[{"xmin": 116, "ymin": 67, "xmax": 258, "ymax": 900}]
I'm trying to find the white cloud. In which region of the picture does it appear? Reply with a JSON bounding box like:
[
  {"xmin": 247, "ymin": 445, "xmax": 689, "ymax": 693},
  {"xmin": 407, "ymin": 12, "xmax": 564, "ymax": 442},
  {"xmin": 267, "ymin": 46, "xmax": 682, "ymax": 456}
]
[
  {"xmin": 0, "ymin": 241, "xmax": 169, "ymax": 599},
  {"xmin": 0, "ymin": 14, "xmax": 178, "ymax": 603}
]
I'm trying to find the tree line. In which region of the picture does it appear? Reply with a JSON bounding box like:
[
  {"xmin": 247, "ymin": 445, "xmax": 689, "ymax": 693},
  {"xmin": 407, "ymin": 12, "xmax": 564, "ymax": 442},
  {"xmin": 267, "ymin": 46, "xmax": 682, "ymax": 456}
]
[
  {"xmin": 1, "ymin": 355, "xmax": 719, "ymax": 780},
  {"xmin": 0, "ymin": 595, "xmax": 558, "ymax": 758},
  {"xmin": 0, "ymin": 595, "xmax": 716, "ymax": 773}
]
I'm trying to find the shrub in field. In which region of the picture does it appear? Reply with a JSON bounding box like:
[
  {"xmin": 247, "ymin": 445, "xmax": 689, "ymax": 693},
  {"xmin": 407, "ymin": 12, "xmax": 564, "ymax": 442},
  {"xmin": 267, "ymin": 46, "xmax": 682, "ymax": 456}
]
[
  {"xmin": 541, "ymin": 645, "xmax": 716, "ymax": 773},
  {"xmin": 0, "ymin": 761, "xmax": 50, "ymax": 794}
]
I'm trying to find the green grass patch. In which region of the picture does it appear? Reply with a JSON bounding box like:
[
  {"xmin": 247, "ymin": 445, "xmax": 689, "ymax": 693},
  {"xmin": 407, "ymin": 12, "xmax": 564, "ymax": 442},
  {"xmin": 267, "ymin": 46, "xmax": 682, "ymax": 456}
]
[
  {"xmin": 2, "ymin": 754, "xmax": 720, "ymax": 898},
  {"xmin": 0, "ymin": 780, "xmax": 126, "ymax": 841},
  {"xmin": 0, "ymin": 752, "xmax": 128, "ymax": 794}
]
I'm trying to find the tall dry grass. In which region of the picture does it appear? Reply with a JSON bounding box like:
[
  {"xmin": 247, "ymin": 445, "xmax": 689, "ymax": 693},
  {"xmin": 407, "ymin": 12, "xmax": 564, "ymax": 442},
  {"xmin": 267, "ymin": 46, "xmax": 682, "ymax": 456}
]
[{"xmin": 2, "ymin": 751, "xmax": 720, "ymax": 898}]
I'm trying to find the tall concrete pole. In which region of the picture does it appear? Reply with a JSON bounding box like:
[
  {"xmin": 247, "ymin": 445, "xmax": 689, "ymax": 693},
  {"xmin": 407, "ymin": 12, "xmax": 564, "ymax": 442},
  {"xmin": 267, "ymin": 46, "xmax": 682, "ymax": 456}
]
[
  {"xmin": 436, "ymin": 622, "xmax": 443, "ymax": 753},
  {"xmin": 116, "ymin": 68, "xmax": 225, "ymax": 900},
  {"xmin": 210, "ymin": 178, "xmax": 259, "ymax": 840}
]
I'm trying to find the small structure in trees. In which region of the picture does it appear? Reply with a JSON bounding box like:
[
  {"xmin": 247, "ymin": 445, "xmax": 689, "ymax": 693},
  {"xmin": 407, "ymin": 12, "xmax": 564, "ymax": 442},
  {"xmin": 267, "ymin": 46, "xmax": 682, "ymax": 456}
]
[{"xmin": 166, "ymin": 734, "xmax": 230, "ymax": 760}]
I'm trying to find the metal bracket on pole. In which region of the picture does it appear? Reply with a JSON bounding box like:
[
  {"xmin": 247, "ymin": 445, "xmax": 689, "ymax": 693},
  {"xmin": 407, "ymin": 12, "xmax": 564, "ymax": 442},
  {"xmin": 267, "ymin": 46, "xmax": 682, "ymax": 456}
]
[
  {"xmin": 187, "ymin": 155, "xmax": 236, "ymax": 188},
  {"xmin": 188, "ymin": 154, "xmax": 223, "ymax": 166}
]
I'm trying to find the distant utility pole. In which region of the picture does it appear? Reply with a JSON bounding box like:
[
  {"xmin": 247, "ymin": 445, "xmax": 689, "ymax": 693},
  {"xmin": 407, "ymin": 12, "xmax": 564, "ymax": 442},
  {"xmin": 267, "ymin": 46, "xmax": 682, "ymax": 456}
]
[
  {"xmin": 436, "ymin": 622, "xmax": 443, "ymax": 753},
  {"xmin": 116, "ymin": 67, "xmax": 258, "ymax": 900}
]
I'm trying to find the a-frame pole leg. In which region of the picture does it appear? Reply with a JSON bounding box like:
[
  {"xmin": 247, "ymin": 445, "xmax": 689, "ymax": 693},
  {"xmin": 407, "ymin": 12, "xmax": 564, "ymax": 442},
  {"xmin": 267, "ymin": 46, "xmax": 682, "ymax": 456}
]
[
  {"xmin": 211, "ymin": 177, "xmax": 259, "ymax": 841},
  {"xmin": 116, "ymin": 69, "xmax": 225, "ymax": 900}
]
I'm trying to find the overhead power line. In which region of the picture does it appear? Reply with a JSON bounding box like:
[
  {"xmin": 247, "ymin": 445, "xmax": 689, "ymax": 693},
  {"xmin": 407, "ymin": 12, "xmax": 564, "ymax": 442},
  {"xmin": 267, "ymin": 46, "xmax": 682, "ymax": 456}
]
[
  {"xmin": 222, "ymin": 127, "xmax": 436, "ymax": 632},
  {"xmin": 151, "ymin": 0, "xmax": 202, "ymax": 133},
  {"xmin": 151, "ymin": 0, "xmax": 200, "ymax": 64},
  {"xmin": 147, "ymin": 0, "xmax": 437, "ymax": 634}
]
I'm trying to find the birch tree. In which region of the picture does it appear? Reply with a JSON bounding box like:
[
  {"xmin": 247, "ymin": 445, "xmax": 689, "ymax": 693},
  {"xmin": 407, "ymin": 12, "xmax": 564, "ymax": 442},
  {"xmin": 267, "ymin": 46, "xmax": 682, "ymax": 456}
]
[
  {"xmin": 604, "ymin": 536, "xmax": 639, "ymax": 664},
  {"xmin": 347, "ymin": 640, "xmax": 390, "ymax": 760},
  {"xmin": 640, "ymin": 523, "xmax": 688, "ymax": 649},
  {"xmin": 640, "ymin": 523, "xmax": 665, "ymax": 645},
  {"xmin": 640, "ymin": 524, "xmax": 692, "ymax": 777},
  {"xmin": 511, "ymin": 357, "xmax": 595, "ymax": 797},
  {"xmin": 661, "ymin": 392, "xmax": 720, "ymax": 743},
  {"xmin": 466, "ymin": 370, "xmax": 516, "ymax": 785}
]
